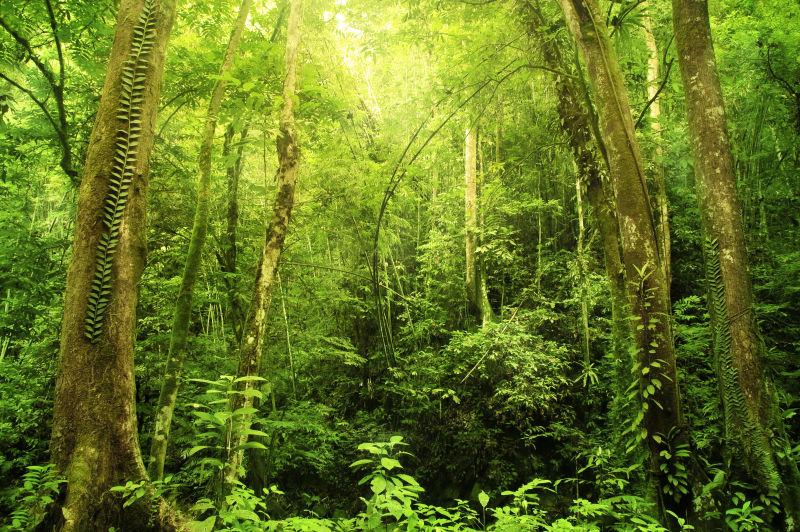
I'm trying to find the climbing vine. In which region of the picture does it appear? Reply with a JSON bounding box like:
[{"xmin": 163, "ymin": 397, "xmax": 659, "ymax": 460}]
[
  {"xmin": 84, "ymin": 0, "xmax": 157, "ymax": 342},
  {"xmin": 703, "ymin": 237, "xmax": 779, "ymax": 493}
]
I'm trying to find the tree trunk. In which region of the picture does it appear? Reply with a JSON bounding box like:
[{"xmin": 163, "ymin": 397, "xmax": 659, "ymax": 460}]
[
  {"xmin": 464, "ymin": 125, "xmax": 493, "ymax": 327},
  {"xmin": 575, "ymin": 175, "xmax": 590, "ymax": 365},
  {"xmin": 644, "ymin": 12, "xmax": 671, "ymax": 287},
  {"xmin": 520, "ymin": 1, "xmax": 628, "ymax": 358},
  {"xmin": 222, "ymin": 0, "xmax": 302, "ymax": 490},
  {"xmin": 672, "ymin": 0, "xmax": 800, "ymax": 516},
  {"xmin": 221, "ymin": 124, "xmax": 249, "ymax": 342},
  {"xmin": 48, "ymin": 0, "xmax": 177, "ymax": 529},
  {"xmin": 148, "ymin": 0, "xmax": 252, "ymax": 481},
  {"xmin": 521, "ymin": 0, "xmax": 631, "ymax": 424},
  {"xmin": 558, "ymin": 0, "xmax": 688, "ymax": 521}
]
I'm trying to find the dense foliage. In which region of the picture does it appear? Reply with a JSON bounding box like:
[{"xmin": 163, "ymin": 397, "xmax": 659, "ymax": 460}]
[{"xmin": 1, "ymin": 0, "xmax": 799, "ymax": 529}]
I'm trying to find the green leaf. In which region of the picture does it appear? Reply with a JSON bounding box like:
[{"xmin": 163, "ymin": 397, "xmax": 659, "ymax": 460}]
[
  {"xmin": 478, "ymin": 491, "xmax": 490, "ymax": 508},
  {"xmin": 234, "ymin": 441, "xmax": 268, "ymax": 451},
  {"xmin": 187, "ymin": 445, "xmax": 209, "ymax": 457},
  {"xmin": 380, "ymin": 457, "xmax": 402, "ymax": 470},
  {"xmin": 371, "ymin": 476, "xmax": 387, "ymax": 495}
]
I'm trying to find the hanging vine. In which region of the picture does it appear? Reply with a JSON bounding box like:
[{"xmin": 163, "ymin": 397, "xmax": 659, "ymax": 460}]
[{"xmin": 84, "ymin": 0, "xmax": 157, "ymax": 342}]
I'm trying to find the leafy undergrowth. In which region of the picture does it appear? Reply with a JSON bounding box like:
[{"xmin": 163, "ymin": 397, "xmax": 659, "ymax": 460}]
[{"xmin": 4, "ymin": 435, "xmax": 777, "ymax": 531}]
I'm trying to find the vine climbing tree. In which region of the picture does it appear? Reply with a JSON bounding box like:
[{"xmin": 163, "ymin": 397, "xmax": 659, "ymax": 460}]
[{"xmin": 48, "ymin": 0, "xmax": 177, "ymax": 528}]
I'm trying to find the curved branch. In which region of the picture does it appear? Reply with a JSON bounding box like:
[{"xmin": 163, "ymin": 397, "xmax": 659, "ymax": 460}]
[
  {"xmin": 0, "ymin": 72, "xmax": 60, "ymax": 138},
  {"xmin": 369, "ymin": 59, "xmax": 525, "ymax": 365},
  {"xmin": 0, "ymin": 11, "xmax": 77, "ymax": 184},
  {"xmin": 635, "ymin": 59, "xmax": 672, "ymax": 129},
  {"xmin": 765, "ymin": 45, "xmax": 799, "ymax": 97},
  {"xmin": 0, "ymin": 16, "xmax": 57, "ymax": 87}
]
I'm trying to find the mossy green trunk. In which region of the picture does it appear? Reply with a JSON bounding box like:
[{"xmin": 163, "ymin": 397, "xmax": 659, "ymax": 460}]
[
  {"xmin": 49, "ymin": 0, "xmax": 176, "ymax": 529},
  {"xmin": 222, "ymin": 0, "xmax": 303, "ymax": 490},
  {"xmin": 673, "ymin": 0, "xmax": 800, "ymax": 518},
  {"xmin": 148, "ymin": 0, "xmax": 252, "ymax": 481},
  {"xmin": 558, "ymin": 0, "xmax": 688, "ymax": 521}
]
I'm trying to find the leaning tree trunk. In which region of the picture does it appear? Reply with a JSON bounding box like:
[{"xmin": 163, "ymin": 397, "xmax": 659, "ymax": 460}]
[
  {"xmin": 222, "ymin": 0, "xmax": 302, "ymax": 491},
  {"xmin": 148, "ymin": 0, "xmax": 252, "ymax": 482},
  {"xmin": 558, "ymin": 0, "xmax": 688, "ymax": 522},
  {"xmin": 48, "ymin": 0, "xmax": 176, "ymax": 529},
  {"xmin": 672, "ymin": 0, "xmax": 800, "ymax": 518}
]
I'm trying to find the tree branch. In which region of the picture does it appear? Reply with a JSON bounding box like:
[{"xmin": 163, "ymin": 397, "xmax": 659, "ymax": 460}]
[
  {"xmin": 0, "ymin": 11, "xmax": 77, "ymax": 184},
  {"xmin": 765, "ymin": 45, "xmax": 799, "ymax": 97},
  {"xmin": 0, "ymin": 16, "xmax": 57, "ymax": 87},
  {"xmin": 0, "ymin": 71, "xmax": 60, "ymax": 136},
  {"xmin": 634, "ymin": 59, "xmax": 672, "ymax": 129}
]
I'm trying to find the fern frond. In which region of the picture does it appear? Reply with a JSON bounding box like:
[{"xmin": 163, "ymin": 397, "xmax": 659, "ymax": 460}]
[
  {"xmin": 84, "ymin": 0, "xmax": 158, "ymax": 342},
  {"xmin": 703, "ymin": 238, "xmax": 780, "ymax": 493}
]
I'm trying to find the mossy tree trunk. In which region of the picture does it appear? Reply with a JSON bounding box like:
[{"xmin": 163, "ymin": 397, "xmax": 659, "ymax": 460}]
[
  {"xmin": 148, "ymin": 0, "xmax": 252, "ymax": 481},
  {"xmin": 222, "ymin": 0, "xmax": 302, "ymax": 490},
  {"xmin": 48, "ymin": 0, "xmax": 177, "ymax": 529},
  {"xmin": 672, "ymin": 0, "xmax": 800, "ymax": 518},
  {"xmin": 558, "ymin": 0, "xmax": 688, "ymax": 521}
]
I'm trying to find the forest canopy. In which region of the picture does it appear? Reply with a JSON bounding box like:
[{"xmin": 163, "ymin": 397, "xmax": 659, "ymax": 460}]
[{"xmin": 1, "ymin": 0, "xmax": 799, "ymax": 530}]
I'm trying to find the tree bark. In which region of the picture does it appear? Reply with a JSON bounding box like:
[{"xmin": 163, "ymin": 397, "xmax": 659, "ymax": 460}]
[
  {"xmin": 643, "ymin": 12, "xmax": 671, "ymax": 287},
  {"xmin": 575, "ymin": 175, "xmax": 590, "ymax": 365},
  {"xmin": 48, "ymin": 0, "xmax": 177, "ymax": 529},
  {"xmin": 464, "ymin": 125, "xmax": 493, "ymax": 327},
  {"xmin": 222, "ymin": 0, "xmax": 302, "ymax": 490},
  {"xmin": 220, "ymin": 124, "xmax": 249, "ymax": 342},
  {"xmin": 521, "ymin": 0, "xmax": 631, "ymax": 429},
  {"xmin": 148, "ymin": 0, "xmax": 252, "ymax": 481},
  {"xmin": 672, "ymin": 0, "xmax": 800, "ymax": 516},
  {"xmin": 558, "ymin": 0, "xmax": 688, "ymax": 520}
]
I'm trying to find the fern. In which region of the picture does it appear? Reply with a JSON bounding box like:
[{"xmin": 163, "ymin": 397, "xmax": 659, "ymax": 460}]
[
  {"xmin": 703, "ymin": 238, "xmax": 779, "ymax": 493},
  {"xmin": 84, "ymin": 0, "xmax": 157, "ymax": 342}
]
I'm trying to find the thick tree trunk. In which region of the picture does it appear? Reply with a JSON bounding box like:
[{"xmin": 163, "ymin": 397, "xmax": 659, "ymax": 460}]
[
  {"xmin": 222, "ymin": 0, "xmax": 302, "ymax": 490},
  {"xmin": 148, "ymin": 0, "xmax": 252, "ymax": 481},
  {"xmin": 672, "ymin": 0, "xmax": 800, "ymax": 516},
  {"xmin": 48, "ymin": 0, "xmax": 177, "ymax": 529},
  {"xmin": 558, "ymin": 0, "xmax": 688, "ymax": 521}
]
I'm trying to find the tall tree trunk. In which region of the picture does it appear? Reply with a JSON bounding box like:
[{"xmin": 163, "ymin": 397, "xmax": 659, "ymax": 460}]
[
  {"xmin": 672, "ymin": 0, "xmax": 800, "ymax": 517},
  {"xmin": 464, "ymin": 125, "xmax": 493, "ymax": 327},
  {"xmin": 48, "ymin": 0, "xmax": 177, "ymax": 529},
  {"xmin": 575, "ymin": 175, "xmax": 590, "ymax": 365},
  {"xmin": 222, "ymin": 0, "xmax": 302, "ymax": 490},
  {"xmin": 520, "ymin": 1, "xmax": 628, "ymax": 362},
  {"xmin": 220, "ymin": 124, "xmax": 249, "ymax": 342},
  {"xmin": 643, "ymin": 13, "xmax": 671, "ymax": 287},
  {"xmin": 558, "ymin": 0, "xmax": 688, "ymax": 521},
  {"xmin": 148, "ymin": 0, "xmax": 252, "ymax": 481}
]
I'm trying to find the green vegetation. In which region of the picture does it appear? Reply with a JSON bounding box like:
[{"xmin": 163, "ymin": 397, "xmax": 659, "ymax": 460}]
[{"xmin": 1, "ymin": 0, "xmax": 799, "ymax": 529}]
